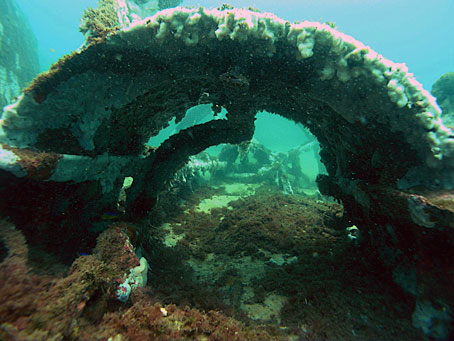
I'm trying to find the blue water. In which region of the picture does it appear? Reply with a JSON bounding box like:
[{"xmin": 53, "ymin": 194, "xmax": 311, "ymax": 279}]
[{"xmin": 15, "ymin": 0, "xmax": 97, "ymax": 72}]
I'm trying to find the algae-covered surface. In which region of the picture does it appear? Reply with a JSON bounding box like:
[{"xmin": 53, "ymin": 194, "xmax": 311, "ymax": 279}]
[
  {"xmin": 146, "ymin": 179, "xmax": 421, "ymax": 340},
  {"xmin": 0, "ymin": 177, "xmax": 422, "ymax": 339}
]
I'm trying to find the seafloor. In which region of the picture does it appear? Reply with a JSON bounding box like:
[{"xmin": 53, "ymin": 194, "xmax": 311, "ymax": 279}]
[{"xmin": 0, "ymin": 178, "xmax": 422, "ymax": 340}]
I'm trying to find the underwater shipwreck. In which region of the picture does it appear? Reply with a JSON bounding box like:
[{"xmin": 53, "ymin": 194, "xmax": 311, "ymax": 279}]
[{"xmin": 0, "ymin": 1, "xmax": 453, "ymax": 340}]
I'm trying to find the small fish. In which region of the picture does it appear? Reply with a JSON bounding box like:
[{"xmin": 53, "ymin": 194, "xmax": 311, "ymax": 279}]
[
  {"xmin": 100, "ymin": 211, "xmax": 120, "ymax": 220},
  {"xmin": 50, "ymin": 48, "xmax": 55, "ymax": 53}
]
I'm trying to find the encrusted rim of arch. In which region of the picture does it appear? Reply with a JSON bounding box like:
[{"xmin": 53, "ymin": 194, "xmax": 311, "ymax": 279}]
[{"xmin": 0, "ymin": 6, "xmax": 453, "ymax": 198}]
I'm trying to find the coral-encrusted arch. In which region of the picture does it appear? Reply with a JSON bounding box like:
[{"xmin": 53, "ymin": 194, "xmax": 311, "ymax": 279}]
[{"xmin": 0, "ymin": 6, "xmax": 453, "ymax": 207}]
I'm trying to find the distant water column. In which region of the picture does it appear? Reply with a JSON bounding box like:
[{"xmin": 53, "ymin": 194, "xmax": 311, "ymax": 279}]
[{"xmin": 0, "ymin": 0, "xmax": 39, "ymax": 109}]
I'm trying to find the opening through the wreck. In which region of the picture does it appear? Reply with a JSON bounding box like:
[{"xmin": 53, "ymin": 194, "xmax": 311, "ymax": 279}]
[{"xmin": 144, "ymin": 104, "xmax": 327, "ymax": 204}]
